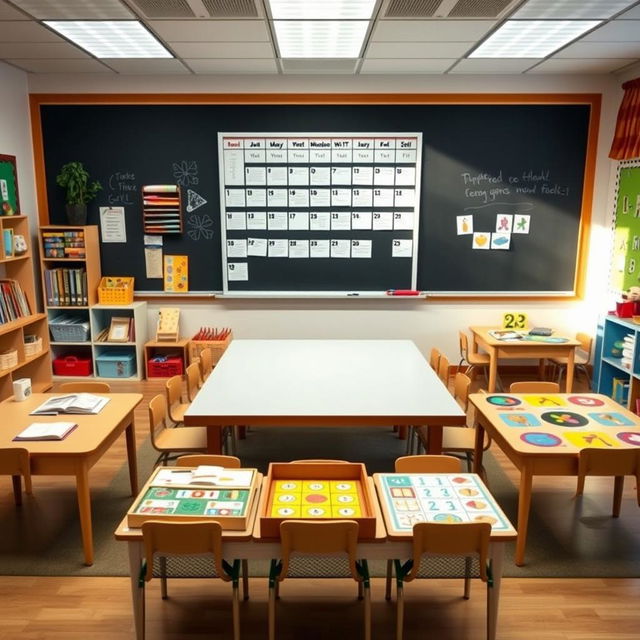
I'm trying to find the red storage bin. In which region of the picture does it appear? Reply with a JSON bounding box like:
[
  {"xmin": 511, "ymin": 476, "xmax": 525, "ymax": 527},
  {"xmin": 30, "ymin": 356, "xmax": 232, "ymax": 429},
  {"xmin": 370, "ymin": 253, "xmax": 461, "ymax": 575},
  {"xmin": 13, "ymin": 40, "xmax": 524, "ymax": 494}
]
[
  {"xmin": 53, "ymin": 354, "xmax": 93, "ymax": 376},
  {"xmin": 147, "ymin": 357, "xmax": 183, "ymax": 378}
]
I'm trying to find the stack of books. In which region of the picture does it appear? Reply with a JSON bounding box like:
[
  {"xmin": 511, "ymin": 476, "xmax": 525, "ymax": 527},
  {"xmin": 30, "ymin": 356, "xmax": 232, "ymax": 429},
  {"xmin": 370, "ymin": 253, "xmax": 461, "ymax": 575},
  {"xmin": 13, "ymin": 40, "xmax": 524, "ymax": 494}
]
[
  {"xmin": 612, "ymin": 377, "xmax": 630, "ymax": 405},
  {"xmin": 0, "ymin": 278, "xmax": 31, "ymax": 324},
  {"xmin": 621, "ymin": 333, "xmax": 636, "ymax": 370},
  {"xmin": 42, "ymin": 230, "xmax": 85, "ymax": 258},
  {"xmin": 43, "ymin": 268, "xmax": 88, "ymax": 306}
]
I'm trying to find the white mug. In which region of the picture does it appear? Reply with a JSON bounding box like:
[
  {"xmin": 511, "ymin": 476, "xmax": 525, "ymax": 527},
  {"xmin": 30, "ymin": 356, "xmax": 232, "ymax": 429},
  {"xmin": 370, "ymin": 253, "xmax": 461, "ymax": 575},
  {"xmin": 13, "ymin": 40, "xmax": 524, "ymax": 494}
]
[{"xmin": 13, "ymin": 378, "xmax": 32, "ymax": 401}]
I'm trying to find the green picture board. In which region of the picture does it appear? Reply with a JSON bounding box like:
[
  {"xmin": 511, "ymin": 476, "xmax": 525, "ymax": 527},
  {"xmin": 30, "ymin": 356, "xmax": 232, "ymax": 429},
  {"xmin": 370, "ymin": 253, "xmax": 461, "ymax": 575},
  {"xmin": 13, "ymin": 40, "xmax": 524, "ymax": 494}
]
[
  {"xmin": 0, "ymin": 155, "xmax": 19, "ymax": 216},
  {"xmin": 612, "ymin": 161, "xmax": 640, "ymax": 292}
]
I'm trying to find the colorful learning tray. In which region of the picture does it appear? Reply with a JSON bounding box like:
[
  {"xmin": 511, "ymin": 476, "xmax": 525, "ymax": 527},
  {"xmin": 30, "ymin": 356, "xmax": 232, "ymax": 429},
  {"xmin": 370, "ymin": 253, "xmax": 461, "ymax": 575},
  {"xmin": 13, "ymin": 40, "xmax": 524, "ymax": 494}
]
[
  {"xmin": 126, "ymin": 467, "xmax": 259, "ymax": 529},
  {"xmin": 260, "ymin": 462, "xmax": 377, "ymax": 539},
  {"xmin": 375, "ymin": 473, "xmax": 512, "ymax": 535},
  {"xmin": 479, "ymin": 393, "xmax": 640, "ymax": 452}
]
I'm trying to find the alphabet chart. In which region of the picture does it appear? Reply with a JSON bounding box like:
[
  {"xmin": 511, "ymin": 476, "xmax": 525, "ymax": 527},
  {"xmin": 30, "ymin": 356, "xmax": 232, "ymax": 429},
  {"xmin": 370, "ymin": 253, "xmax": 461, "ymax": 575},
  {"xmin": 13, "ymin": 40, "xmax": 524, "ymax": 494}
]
[{"xmin": 218, "ymin": 133, "xmax": 422, "ymax": 294}]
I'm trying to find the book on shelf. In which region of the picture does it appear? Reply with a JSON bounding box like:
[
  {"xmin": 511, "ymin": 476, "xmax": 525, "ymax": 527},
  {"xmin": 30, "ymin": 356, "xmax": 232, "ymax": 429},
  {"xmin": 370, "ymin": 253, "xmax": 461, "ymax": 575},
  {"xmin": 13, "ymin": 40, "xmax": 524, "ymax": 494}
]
[
  {"xmin": 0, "ymin": 279, "xmax": 31, "ymax": 324},
  {"xmin": 44, "ymin": 268, "xmax": 87, "ymax": 307},
  {"xmin": 14, "ymin": 421, "xmax": 78, "ymax": 441},
  {"xmin": 612, "ymin": 377, "xmax": 630, "ymax": 405},
  {"xmin": 30, "ymin": 393, "xmax": 110, "ymax": 416}
]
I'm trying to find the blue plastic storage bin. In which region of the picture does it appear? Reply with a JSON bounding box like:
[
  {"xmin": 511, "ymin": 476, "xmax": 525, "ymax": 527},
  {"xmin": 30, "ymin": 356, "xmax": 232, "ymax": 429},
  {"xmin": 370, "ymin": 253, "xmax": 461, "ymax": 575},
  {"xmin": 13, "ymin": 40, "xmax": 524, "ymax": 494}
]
[{"xmin": 95, "ymin": 352, "xmax": 135, "ymax": 378}]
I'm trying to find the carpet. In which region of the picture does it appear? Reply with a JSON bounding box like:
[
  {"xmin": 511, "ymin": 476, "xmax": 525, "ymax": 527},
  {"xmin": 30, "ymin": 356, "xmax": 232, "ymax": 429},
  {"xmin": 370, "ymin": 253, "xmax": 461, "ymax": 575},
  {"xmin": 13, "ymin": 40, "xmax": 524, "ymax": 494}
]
[{"xmin": 1, "ymin": 427, "xmax": 639, "ymax": 577}]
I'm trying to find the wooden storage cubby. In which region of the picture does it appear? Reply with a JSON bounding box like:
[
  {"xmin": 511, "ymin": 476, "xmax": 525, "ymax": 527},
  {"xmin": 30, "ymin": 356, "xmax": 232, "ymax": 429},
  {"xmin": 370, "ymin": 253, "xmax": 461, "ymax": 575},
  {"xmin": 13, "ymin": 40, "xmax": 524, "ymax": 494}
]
[{"xmin": 0, "ymin": 216, "xmax": 52, "ymax": 400}]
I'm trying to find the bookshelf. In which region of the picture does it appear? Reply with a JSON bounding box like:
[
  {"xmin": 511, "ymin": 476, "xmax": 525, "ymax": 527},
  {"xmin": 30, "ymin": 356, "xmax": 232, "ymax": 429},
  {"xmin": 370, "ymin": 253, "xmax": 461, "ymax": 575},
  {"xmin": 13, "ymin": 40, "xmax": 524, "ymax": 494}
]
[{"xmin": 0, "ymin": 215, "xmax": 52, "ymax": 399}]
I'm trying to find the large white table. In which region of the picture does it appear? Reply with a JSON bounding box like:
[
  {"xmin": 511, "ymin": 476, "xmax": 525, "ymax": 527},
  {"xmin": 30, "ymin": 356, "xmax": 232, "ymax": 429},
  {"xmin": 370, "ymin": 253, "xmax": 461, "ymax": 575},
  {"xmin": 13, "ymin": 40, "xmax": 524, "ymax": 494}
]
[{"xmin": 184, "ymin": 339, "xmax": 465, "ymax": 454}]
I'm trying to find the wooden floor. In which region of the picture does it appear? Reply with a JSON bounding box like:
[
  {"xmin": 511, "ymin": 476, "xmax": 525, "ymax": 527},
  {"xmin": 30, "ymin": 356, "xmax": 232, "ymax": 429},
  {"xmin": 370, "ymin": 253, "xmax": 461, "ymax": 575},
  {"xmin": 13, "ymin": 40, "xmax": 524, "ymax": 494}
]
[{"xmin": 1, "ymin": 374, "xmax": 639, "ymax": 639}]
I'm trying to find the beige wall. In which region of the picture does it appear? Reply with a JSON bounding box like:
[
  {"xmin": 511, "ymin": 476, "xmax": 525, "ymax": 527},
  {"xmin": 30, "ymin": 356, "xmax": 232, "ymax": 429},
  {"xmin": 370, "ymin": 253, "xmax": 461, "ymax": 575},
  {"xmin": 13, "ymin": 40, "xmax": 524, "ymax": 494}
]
[{"xmin": 22, "ymin": 71, "xmax": 625, "ymax": 360}]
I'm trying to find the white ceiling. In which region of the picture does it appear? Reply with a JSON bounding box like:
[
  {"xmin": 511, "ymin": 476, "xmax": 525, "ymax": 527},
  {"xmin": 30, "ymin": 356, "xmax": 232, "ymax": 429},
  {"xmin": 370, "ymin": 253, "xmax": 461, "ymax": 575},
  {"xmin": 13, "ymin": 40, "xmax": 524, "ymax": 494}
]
[{"xmin": 0, "ymin": 0, "xmax": 639, "ymax": 76}]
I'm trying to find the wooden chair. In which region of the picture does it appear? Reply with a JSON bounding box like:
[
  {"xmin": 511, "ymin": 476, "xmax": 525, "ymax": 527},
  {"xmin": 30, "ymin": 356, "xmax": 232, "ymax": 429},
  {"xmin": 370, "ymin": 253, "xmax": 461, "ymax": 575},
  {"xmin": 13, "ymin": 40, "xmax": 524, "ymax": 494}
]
[
  {"xmin": 458, "ymin": 330, "xmax": 497, "ymax": 388},
  {"xmin": 185, "ymin": 362, "xmax": 202, "ymax": 403},
  {"xmin": 394, "ymin": 522, "xmax": 491, "ymax": 640},
  {"xmin": 139, "ymin": 520, "xmax": 241, "ymax": 640},
  {"xmin": 198, "ymin": 347, "xmax": 214, "ymax": 381},
  {"xmin": 165, "ymin": 375, "xmax": 188, "ymax": 426},
  {"xmin": 290, "ymin": 459, "xmax": 349, "ymax": 463},
  {"xmin": 548, "ymin": 332, "xmax": 593, "ymax": 388},
  {"xmin": 268, "ymin": 520, "xmax": 370, "ymax": 640},
  {"xmin": 437, "ymin": 353, "xmax": 451, "ymax": 387},
  {"xmin": 429, "ymin": 347, "xmax": 441, "ymax": 371},
  {"xmin": 576, "ymin": 448, "xmax": 640, "ymax": 516},
  {"xmin": 57, "ymin": 381, "xmax": 111, "ymax": 393},
  {"xmin": 176, "ymin": 454, "xmax": 241, "ymax": 468},
  {"xmin": 509, "ymin": 381, "xmax": 560, "ymax": 393},
  {"xmin": 395, "ymin": 454, "xmax": 461, "ymax": 474},
  {"xmin": 148, "ymin": 394, "xmax": 208, "ymax": 466},
  {"xmin": 0, "ymin": 448, "xmax": 32, "ymax": 506}
]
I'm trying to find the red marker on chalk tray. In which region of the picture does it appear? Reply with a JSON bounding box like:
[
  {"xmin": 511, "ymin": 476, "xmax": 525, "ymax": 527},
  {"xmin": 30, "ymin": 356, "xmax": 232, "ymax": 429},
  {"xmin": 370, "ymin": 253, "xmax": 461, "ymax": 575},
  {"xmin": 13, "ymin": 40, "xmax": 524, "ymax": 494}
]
[{"xmin": 386, "ymin": 289, "xmax": 422, "ymax": 296}]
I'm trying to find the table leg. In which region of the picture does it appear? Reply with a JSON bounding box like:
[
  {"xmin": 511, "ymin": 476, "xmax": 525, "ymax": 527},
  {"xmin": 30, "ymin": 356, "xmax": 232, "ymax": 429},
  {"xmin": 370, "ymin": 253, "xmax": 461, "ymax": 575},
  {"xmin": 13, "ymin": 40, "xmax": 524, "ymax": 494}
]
[
  {"xmin": 11, "ymin": 475, "xmax": 22, "ymax": 506},
  {"xmin": 206, "ymin": 426, "xmax": 224, "ymax": 454},
  {"xmin": 125, "ymin": 420, "xmax": 139, "ymax": 495},
  {"xmin": 515, "ymin": 463, "xmax": 533, "ymax": 566},
  {"xmin": 565, "ymin": 349, "xmax": 575, "ymax": 392},
  {"xmin": 487, "ymin": 544, "xmax": 504, "ymax": 640},
  {"xmin": 538, "ymin": 358, "xmax": 546, "ymax": 381},
  {"xmin": 488, "ymin": 348, "xmax": 498, "ymax": 393},
  {"xmin": 127, "ymin": 541, "xmax": 144, "ymax": 640},
  {"xmin": 397, "ymin": 425, "xmax": 408, "ymax": 440},
  {"xmin": 473, "ymin": 421, "xmax": 485, "ymax": 474},
  {"xmin": 75, "ymin": 462, "xmax": 94, "ymax": 566},
  {"xmin": 426, "ymin": 425, "xmax": 442, "ymax": 454}
]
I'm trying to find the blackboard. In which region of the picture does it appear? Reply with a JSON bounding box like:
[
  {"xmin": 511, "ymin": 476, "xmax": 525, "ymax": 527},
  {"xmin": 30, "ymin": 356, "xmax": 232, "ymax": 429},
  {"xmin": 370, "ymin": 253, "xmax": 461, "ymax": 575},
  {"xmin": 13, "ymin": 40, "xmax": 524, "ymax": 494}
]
[{"xmin": 36, "ymin": 98, "xmax": 596, "ymax": 296}]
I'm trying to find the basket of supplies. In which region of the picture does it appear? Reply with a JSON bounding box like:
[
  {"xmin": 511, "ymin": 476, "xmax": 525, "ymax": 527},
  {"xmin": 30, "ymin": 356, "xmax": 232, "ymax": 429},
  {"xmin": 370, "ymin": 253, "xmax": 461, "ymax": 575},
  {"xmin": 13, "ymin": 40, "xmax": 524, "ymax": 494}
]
[
  {"xmin": 23, "ymin": 335, "xmax": 43, "ymax": 357},
  {"xmin": 0, "ymin": 348, "xmax": 18, "ymax": 370},
  {"xmin": 98, "ymin": 277, "xmax": 134, "ymax": 305},
  {"xmin": 188, "ymin": 328, "xmax": 233, "ymax": 366},
  {"xmin": 49, "ymin": 315, "xmax": 90, "ymax": 342}
]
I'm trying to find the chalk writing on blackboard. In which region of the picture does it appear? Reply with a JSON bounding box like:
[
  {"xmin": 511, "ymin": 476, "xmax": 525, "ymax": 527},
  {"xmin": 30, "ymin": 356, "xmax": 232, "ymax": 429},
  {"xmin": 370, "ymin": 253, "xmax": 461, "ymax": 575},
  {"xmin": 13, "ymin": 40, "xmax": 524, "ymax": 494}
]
[
  {"xmin": 186, "ymin": 188, "xmax": 207, "ymax": 212},
  {"xmin": 107, "ymin": 170, "xmax": 137, "ymax": 205},
  {"xmin": 172, "ymin": 160, "xmax": 199, "ymax": 186},
  {"xmin": 187, "ymin": 214, "xmax": 214, "ymax": 241}
]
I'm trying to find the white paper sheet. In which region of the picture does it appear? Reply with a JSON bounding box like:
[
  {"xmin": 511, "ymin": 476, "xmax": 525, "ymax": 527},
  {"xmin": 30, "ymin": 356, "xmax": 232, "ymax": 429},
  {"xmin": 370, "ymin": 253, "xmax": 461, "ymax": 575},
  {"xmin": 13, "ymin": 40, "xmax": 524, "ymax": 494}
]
[
  {"xmin": 247, "ymin": 237, "xmax": 267, "ymax": 256},
  {"xmin": 227, "ymin": 262, "xmax": 249, "ymax": 281},
  {"xmin": 309, "ymin": 166, "xmax": 331, "ymax": 186},
  {"xmin": 246, "ymin": 188, "xmax": 267, "ymax": 207},
  {"xmin": 266, "ymin": 166, "xmax": 288, "ymax": 186},
  {"xmin": 352, "ymin": 166, "xmax": 374, "ymax": 185},
  {"xmin": 288, "ymin": 211, "xmax": 309, "ymax": 230},
  {"xmin": 393, "ymin": 211, "xmax": 414, "ymax": 230},
  {"xmin": 331, "ymin": 211, "xmax": 351, "ymax": 230},
  {"xmin": 289, "ymin": 239, "xmax": 310, "ymax": 258},
  {"xmin": 245, "ymin": 166, "xmax": 266, "ymax": 185},
  {"xmin": 392, "ymin": 239, "xmax": 413, "ymax": 258},
  {"xmin": 372, "ymin": 211, "xmax": 393, "ymax": 230},
  {"xmin": 227, "ymin": 238, "xmax": 247, "ymax": 258},
  {"xmin": 226, "ymin": 211, "xmax": 246, "ymax": 230},
  {"xmin": 268, "ymin": 239, "xmax": 288, "ymax": 257},
  {"xmin": 310, "ymin": 188, "xmax": 331, "ymax": 207},
  {"xmin": 247, "ymin": 211, "xmax": 267, "ymax": 230},
  {"xmin": 351, "ymin": 239, "xmax": 372, "ymax": 258},
  {"xmin": 310, "ymin": 211, "xmax": 331, "ymax": 231},
  {"xmin": 310, "ymin": 239, "xmax": 330, "ymax": 258},
  {"xmin": 351, "ymin": 211, "xmax": 372, "ymax": 230},
  {"xmin": 330, "ymin": 239, "xmax": 351, "ymax": 258},
  {"xmin": 267, "ymin": 211, "xmax": 288, "ymax": 230}
]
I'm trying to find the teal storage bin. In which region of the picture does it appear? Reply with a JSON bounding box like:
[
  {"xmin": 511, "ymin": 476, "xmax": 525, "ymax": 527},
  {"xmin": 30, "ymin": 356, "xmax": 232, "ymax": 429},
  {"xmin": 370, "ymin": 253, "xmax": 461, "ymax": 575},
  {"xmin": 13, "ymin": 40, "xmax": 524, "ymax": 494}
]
[{"xmin": 96, "ymin": 352, "xmax": 135, "ymax": 378}]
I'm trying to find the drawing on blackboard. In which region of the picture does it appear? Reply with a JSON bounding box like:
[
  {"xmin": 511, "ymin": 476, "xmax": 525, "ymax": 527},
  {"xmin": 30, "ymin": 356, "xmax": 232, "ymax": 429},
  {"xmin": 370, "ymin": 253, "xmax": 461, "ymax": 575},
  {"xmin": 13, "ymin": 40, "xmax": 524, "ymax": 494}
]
[
  {"xmin": 456, "ymin": 215, "xmax": 473, "ymax": 235},
  {"xmin": 187, "ymin": 213, "xmax": 214, "ymax": 241},
  {"xmin": 513, "ymin": 215, "xmax": 531, "ymax": 234},
  {"xmin": 186, "ymin": 188, "xmax": 207, "ymax": 212},
  {"xmin": 491, "ymin": 233, "xmax": 510, "ymax": 250},
  {"xmin": 496, "ymin": 214, "xmax": 513, "ymax": 233},
  {"xmin": 473, "ymin": 233, "xmax": 490, "ymax": 249},
  {"xmin": 172, "ymin": 160, "xmax": 199, "ymax": 186}
]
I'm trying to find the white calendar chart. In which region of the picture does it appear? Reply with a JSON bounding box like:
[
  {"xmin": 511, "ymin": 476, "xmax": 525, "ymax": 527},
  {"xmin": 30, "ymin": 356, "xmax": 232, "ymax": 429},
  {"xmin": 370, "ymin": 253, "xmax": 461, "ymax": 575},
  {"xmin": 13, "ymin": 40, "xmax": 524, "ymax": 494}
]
[{"xmin": 218, "ymin": 133, "xmax": 422, "ymax": 295}]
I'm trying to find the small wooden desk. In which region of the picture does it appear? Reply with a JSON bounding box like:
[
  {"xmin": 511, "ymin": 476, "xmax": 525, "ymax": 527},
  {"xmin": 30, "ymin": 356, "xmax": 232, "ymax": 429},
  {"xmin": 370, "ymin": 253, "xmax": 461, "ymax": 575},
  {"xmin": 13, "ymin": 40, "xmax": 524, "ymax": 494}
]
[
  {"xmin": 469, "ymin": 326, "xmax": 581, "ymax": 393},
  {"xmin": 373, "ymin": 472, "xmax": 516, "ymax": 640},
  {"xmin": 1, "ymin": 392, "xmax": 141, "ymax": 565},
  {"xmin": 184, "ymin": 339, "xmax": 465, "ymax": 455},
  {"xmin": 470, "ymin": 391, "xmax": 640, "ymax": 565}
]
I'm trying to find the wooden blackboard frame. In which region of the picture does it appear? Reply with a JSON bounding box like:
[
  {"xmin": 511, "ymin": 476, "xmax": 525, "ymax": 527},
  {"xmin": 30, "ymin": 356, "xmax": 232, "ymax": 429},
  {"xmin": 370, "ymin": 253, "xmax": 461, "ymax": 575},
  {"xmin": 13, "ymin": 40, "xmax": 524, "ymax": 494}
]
[{"xmin": 30, "ymin": 92, "xmax": 600, "ymax": 301}]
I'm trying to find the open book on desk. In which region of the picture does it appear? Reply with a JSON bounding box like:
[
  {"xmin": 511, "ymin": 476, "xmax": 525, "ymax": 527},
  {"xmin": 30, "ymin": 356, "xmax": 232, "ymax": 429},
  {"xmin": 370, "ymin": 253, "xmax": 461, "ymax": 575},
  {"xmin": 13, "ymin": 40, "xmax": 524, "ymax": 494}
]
[
  {"xmin": 14, "ymin": 421, "xmax": 78, "ymax": 441},
  {"xmin": 487, "ymin": 329, "xmax": 525, "ymax": 341},
  {"xmin": 30, "ymin": 393, "xmax": 110, "ymax": 416}
]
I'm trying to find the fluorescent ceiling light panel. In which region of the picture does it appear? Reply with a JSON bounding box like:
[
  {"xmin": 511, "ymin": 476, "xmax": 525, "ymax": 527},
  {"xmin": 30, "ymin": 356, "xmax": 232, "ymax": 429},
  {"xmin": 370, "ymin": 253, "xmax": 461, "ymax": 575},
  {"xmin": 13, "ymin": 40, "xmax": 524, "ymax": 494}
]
[
  {"xmin": 268, "ymin": 0, "xmax": 377, "ymax": 19},
  {"xmin": 43, "ymin": 21, "xmax": 172, "ymax": 58},
  {"xmin": 12, "ymin": 0, "xmax": 133, "ymax": 19},
  {"xmin": 274, "ymin": 21, "xmax": 369, "ymax": 58},
  {"xmin": 469, "ymin": 20, "xmax": 601, "ymax": 58},
  {"xmin": 513, "ymin": 0, "xmax": 635, "ymax": 20}
]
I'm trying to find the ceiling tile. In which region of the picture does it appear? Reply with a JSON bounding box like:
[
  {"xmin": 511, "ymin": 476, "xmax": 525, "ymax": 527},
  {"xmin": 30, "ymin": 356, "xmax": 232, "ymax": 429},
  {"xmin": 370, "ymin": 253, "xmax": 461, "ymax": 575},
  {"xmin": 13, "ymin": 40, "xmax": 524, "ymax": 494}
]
[
  {"xmin": 554, "ymin": 41, "xmax": 640, "ymax": 58},
  {"xmin": 170, "ymin": 41, "xmax": 273, "ymax": 58},
  {"xmin": 10, "ymin": 0, "xmax": 133, "ymax": 19},
  {"xmin": 528, "ymin": 57, "xmax": 633, "ymax": 73},
  {"xmin": 366, "ymin": 41, "xmax": 472, "ymax": 58},
  {"xmin": 149, "ymin": 19, "xmax": 270, "ymax": 42},
  {"xmin": 7, "ymin": 58, "xmax": 112, "ymax": 72},
  {"xmin": 0, "ymin": 41, "xmax": 89, "ymax": 58},
  {"xmin": 371, "ymin": 20, "xmax": 496, "ymax": 42},
  {"xmin": 449, "ymin": 58, "xmax": 540, "ymax": 73},
  {"xmin": 618, "ymin": 6, "xmax": 640, "ymax": 18},
  {"xmin": 360, "ymin": 58, "xmax": 455, "ymax": 73},
  {"xmin": 0, "ymin": 20, "xmax": 64, "ymax": 41},
  {"xmin": 0, "ymin": 1, "xmax": 28, "ymax": 19},
  {"xmin": 185, "ymin": 58, "xmax": 278, "ymax": 73},
  {"xmin": 582, "ymin": 20, "xmax": 640, "ymax": 41},
  {"xmin": 102, "ymin": 58, "xmax": 191, "ymax": 74}
]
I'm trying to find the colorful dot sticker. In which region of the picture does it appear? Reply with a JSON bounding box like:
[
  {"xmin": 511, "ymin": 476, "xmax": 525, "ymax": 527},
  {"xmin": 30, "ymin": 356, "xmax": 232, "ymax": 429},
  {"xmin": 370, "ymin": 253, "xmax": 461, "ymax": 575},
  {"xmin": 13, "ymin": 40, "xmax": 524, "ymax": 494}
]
[
  {"xmin": 520, "ymin": 432, "xmax": 563, "ymax": 447},
  {"xmin": 433, "ymin": 513, "xmax": 463, "ymax": 523},
  {"xmin": 563, "ymin": 431, "xmax": 619, "ymax": 448},
  {"xmin": 523, "ymin": 395, "xmax": 566, "ymax": 407},
  {"xmin": 487, "ymin": 395, "xmax": 521, "ymax": 407},
  {"xmin": 568, "ymin": 396, "xmax": 605, "ymax": 407},
  {"xmin": 617, "ymin": 432, "xmax": 640, "ymax": 446},
  {"xmin": 458, "ymin": 488, "xmax": 479, "ymax": 497},
  {"xmin": 465, "ymin": 500, "xmax": 487, "ymax": 510},
  {"xmin": 474, "ymin": 515, "xmax": 498, "ymax": 525},
  {"xmin": 540, "ymin": 411, "xmax": 589, "ymax": 427},
  {"xmin": 499, "ymin": 412, "xmax": 541, "ymax": 427},
  {"xmin": 304, "ymin": 493, "xmax": 328, "ymax": 503},
  {"xmin": 587, "ymin": 412, "xmax": 636, "ymax": 427}
]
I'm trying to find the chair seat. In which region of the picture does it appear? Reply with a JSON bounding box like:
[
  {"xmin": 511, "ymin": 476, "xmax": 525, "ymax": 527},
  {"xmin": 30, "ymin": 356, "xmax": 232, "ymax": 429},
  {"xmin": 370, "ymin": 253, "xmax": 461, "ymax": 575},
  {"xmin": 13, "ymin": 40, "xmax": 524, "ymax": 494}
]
[
  {"xmin": 466, "ymin": 352, "xmax": 491, "ymax": 366},
  {"xmin": 155, "ymin": 426, "xmax": 208, "ymax": 452},
  {"xmin": 548, "ymin": 355, "xmax": 589, "ymax": 366}
]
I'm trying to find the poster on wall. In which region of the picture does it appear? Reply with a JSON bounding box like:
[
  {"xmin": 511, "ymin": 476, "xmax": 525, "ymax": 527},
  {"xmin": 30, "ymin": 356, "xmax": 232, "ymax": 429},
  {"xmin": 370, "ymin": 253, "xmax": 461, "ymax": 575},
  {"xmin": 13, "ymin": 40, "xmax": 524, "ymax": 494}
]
[{"xmin": 0, "ymin": 154, "xmax": 19, "ymax": 216}]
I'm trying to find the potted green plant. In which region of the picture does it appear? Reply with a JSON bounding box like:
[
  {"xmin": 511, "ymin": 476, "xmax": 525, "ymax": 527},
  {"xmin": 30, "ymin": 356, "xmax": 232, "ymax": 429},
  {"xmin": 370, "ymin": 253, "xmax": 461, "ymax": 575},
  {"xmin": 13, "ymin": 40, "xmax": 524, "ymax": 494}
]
[{"xmin": 55, "ymin": 161, "xmax": 102, "ymax": 225}]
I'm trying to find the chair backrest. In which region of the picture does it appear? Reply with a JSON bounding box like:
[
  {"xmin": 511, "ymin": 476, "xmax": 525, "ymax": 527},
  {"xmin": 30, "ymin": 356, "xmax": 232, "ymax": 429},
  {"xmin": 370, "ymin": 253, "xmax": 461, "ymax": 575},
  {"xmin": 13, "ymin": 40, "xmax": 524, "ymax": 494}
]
[
  {"xmin": 406, "ymin": 521, "xmax": 491, "ymax": 583},
  {"xmin": 176, "ymin": 454, "xmax": 241, "ymax": 468},
  {"xmin": 395, "ymin": 455, "xmax": 460, "ymax": 473},
  {"xmin": 0, "ymin": 447, "xmax": 31, "ymax": 479},
  {"xmin": 577, "ymin": 448, "xmax": 640, "ymax": 480},
  {"xmin": 148, "ymin": 394, "xmax": 168, "ymax": 447},
  {"xmin": 165, "ymin": 375, "xmax": 184, "ymax": 419},
  {"xmin": 278, "ymin": 520, "xmax": 360, "ymax": 583},
  {"xmin": 429, "ymin": 347, "xmax": 441, "ymax": 371},
  {"xmin": 289, "ymin": 459, "xmax": 349, "ymax": 463},
  {"xmin": 453, "ymin": 372, "xmax": 471, "ymax": 411},
  {"xmin": 141, "ymin": 520, "xmax": 229, "ymax": 582},
  {"xmin": 58, "ymin": 381, "xmax": 111, "ymax": 393},
  {"xmin": 186, "ymin": 362, "xmax": 202, "ymax": 402},
  {"xmin": 198, "ymin": 348, "xmax": 214, "ymax": 380},
  {"xmin": 509, "ymin": 381, "xmax": 560, "ymax": 393},
  {"xmin": 458, "ymin": 331, "xmax": 469, "ymax": 359},
  {"xmin": 576, "ymin": 332, "xmax": 593, "ymax": 360},
  {"xmin": 438, "ymin": 354, "xmax": 450, "ymax": 386}
]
